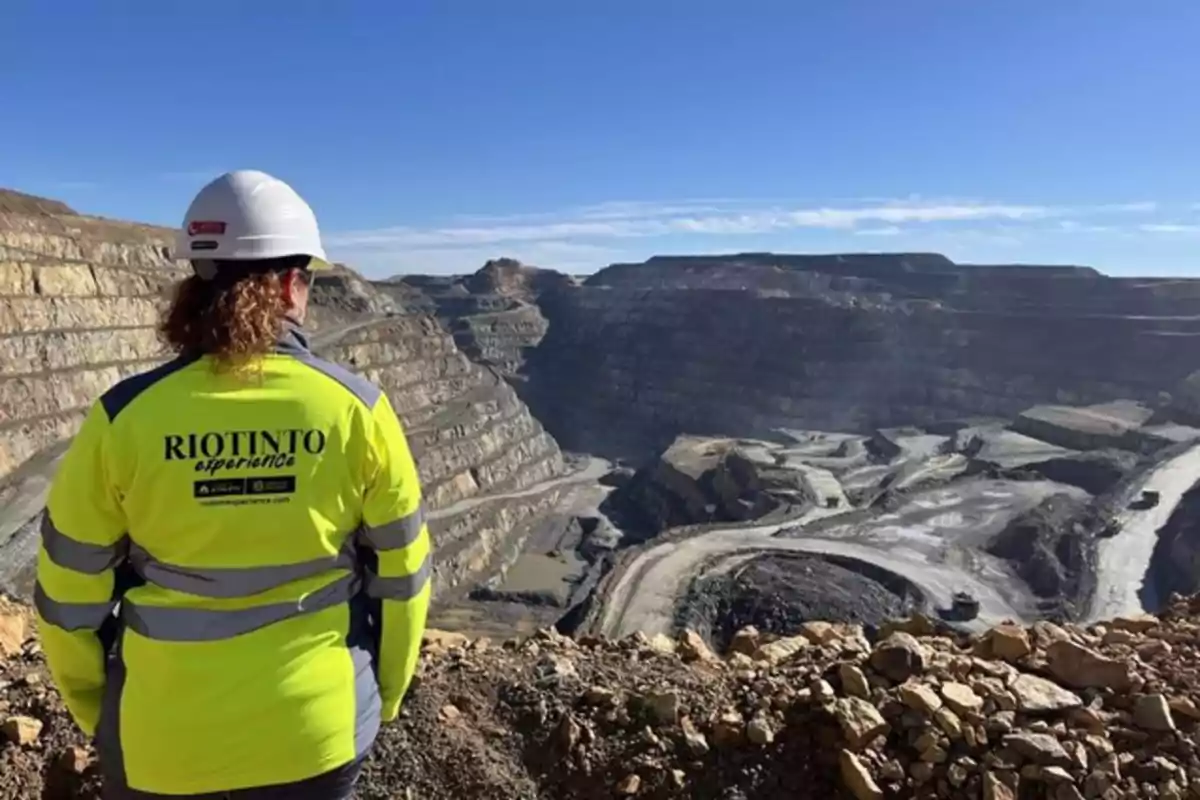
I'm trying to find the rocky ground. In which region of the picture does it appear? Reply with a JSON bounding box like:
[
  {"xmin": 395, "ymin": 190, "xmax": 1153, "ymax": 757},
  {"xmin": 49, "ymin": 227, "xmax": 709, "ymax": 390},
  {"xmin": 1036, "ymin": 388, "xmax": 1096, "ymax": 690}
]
[{"xmin": 5, "ymin": 592, "xmax": 1200, "ymax": 799}]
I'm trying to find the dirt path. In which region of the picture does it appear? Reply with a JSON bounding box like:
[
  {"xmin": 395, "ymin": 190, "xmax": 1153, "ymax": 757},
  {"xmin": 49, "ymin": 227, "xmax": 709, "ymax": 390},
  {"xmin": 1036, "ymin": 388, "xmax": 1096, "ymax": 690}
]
[
  {"xmin": 596, "ymin": 478, "xmax": 1076, "ymax": 639},
  {"xmin": 599, "ymin": 528, "xmax": 1027, "ymax": 639},
  {"xmin": 1087, "ymin": 441, "xmax": 1200, "ymax": 622},
  {"xmin": 309, "ymin": 316, "xmax": 392, "ymax": 348},
  {"xmin": 430, "ymin": 457, "xmax": 610, "ymax": 520}
]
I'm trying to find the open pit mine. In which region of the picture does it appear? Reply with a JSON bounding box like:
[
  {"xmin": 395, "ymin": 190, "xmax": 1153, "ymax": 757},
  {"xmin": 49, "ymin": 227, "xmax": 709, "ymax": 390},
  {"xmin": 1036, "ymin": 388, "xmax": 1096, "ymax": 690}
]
[{"xmin": 2, "ymin": 189, "xmax": 1200, "ymax": 798}]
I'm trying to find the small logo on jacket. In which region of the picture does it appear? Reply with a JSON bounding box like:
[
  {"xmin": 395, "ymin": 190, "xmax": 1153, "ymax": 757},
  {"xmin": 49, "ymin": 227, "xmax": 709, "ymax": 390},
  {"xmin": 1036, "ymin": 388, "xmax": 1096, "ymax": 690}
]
[{"xmin": 194, "ymin": 476, "xmax": 297, "ymax": 498}]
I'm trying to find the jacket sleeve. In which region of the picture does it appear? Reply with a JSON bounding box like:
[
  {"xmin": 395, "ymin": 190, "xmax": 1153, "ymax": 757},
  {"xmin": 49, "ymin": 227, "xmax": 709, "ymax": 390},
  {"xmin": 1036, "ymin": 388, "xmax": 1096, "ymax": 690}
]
[
  {"xmin": 360, "ymin": 392, "xmax": 431, "ymax": 722},
  {"xmin": 35, "ymin": 401, "xmax": 128, "ymax": 737}
]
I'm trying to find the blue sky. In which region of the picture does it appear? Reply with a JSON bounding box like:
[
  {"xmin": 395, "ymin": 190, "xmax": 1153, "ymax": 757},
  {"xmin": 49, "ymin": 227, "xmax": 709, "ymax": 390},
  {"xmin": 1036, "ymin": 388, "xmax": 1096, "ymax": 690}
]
[{"xmin": 5, "ymin": 1, "xmax": 1200, "ymax": 277}]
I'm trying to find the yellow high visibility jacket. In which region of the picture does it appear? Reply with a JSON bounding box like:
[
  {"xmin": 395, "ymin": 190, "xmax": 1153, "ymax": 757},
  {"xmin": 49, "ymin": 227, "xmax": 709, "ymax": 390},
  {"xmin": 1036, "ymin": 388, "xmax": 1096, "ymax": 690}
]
[{"xmin": 34, "ymin": 322, "xmax": 431, "ymax": 795}]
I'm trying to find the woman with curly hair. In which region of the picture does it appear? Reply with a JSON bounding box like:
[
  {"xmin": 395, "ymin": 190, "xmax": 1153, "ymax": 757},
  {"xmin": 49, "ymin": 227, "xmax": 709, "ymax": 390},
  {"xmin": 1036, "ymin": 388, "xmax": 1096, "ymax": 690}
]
[{"xmin": 35, "ymin": 171, "xmax": 430, "ymax": 798}]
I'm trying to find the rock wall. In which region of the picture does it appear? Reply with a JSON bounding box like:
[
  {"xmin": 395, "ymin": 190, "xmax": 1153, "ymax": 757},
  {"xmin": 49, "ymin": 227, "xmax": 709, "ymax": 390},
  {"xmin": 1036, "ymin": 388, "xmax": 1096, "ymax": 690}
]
[
  {"xmin": 391, "ymin": 261, "xmax": 567, "ymax": 382},
  {"xmin": 526, "ymin": 287, "xmax": 1200, "ymax": 458},
  {"xmin": 0, "ymin": 198, "xmax": 568, "ymax": 603},
  {"xmin": 447, "ymin": 306, "xmax": 549, "ymax": 378},
  {"xmin": 0, "ymin": 216, "xmax": 182, "ymax": 484},
  {"xmin": 314, "ymin": 318, "xmax": 567, "ymax": 594}
]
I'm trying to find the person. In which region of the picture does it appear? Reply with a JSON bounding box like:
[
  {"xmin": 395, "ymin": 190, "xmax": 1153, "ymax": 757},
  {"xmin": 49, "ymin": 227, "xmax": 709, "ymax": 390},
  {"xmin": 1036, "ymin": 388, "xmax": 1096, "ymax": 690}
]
[{"xmin": 33, "ymin": 170, "xmax": 431, "ymax": 798}]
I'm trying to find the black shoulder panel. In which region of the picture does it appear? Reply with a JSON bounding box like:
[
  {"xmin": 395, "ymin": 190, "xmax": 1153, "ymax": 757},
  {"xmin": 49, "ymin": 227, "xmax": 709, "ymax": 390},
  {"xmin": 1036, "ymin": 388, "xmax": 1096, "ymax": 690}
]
[
  {"xmin": 287, "ymin": 350, "xmax": 383, "ymax": 409},
  {"xmin": 99, "ymin": 354, "xmax": 202, "ymax": 422}
]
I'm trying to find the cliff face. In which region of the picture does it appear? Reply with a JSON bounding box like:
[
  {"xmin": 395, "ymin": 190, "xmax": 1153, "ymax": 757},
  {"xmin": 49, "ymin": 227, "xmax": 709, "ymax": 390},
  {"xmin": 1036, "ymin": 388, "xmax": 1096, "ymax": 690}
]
[
  {"xmin": 0, "ymin": 195, "xmax": 568, "ymax": 602},
  {"xmin": 0, "ymin": 209, "xmax": 182, "ymax": 484},
  {"xmin": 391, "ymin": 260, "xmax": 572, "ymax": 384},
  {"xmin": 525, "ymin": 284, "xmax": 1200, "ymax": 458},
  {"xmin": 584, "ymin": 252, "xmax": 1200, "ymax": 317},
  {"xmin": 313, "ymin": 317, "xmax": 567, "ymax": 594}
]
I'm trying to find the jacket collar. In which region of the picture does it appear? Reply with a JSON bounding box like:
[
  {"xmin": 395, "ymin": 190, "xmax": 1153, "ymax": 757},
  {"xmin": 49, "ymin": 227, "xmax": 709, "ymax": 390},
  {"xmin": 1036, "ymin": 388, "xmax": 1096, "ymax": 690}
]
[{"xmin": 275, "ymin": 316, "xmax": 311, "ymax": 354}]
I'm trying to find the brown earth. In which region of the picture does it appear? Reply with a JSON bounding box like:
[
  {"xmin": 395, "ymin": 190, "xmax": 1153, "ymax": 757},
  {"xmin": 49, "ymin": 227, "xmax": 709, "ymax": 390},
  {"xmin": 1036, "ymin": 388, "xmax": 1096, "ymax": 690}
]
[{"xmin": 4, "ymin": 593, "xmax": 1200, "ymax": 799}]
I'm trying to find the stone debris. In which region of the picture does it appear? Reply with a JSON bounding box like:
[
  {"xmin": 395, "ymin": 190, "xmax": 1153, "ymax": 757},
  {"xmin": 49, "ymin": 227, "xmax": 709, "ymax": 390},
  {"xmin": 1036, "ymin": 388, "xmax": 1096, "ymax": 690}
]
[
  {"xmin": 1133, "ymin": 693, "xmax": 1176, "ymax": 731},
  {"xmin": 1010, "ymin": 673, "xmax": 1083, "ymax": 713},
  {"xmin": 839, "ymin": 749, "xmax": 883, "ymax": 800},
  {"xmin": 1045, "ymin": 639, "xmax": 1135, "ymax": 690},
  {"xmin": 745, "ymin": 714, "xmax": 775, "ymax": 745},
  {"xmin": 1, "ymin": 715, "xmax": 42, "ymax": 746},
  {"xmin": 616, "ymin": 773, "xmax": 641, "ymax": 795},
  {"xmin": 982, "ymin": 622, "xmax": 1033, "ymax": 662},
  {"xmin": 676, "ymin": 629, "xmax": 718, "ymax": 663},
  {"xmin": 0, "ymin": 602, "xmax": 29, "ymax": 659},
  {"xmin": 869, "ymin": 631, "xmax": 927, "ymax": 682},
  {"xmin": 728, "ymin": 625, "xmax": 761, "ymax": 656},
  {"xmin": 55, "ymin": 745, "xmax": 91, "ymax": 775},
  {"xmin": 838, "ymin": 662, "xmax": 871, "ymax": 699},
  {"xmin": 940, "ymin": 681, "xmax": 983, "ymax": 716},
  {"xmin": 753, "ymin": 634, "xmax": 809, "ymax": 664},
  {"xmin": 1, "ymin": 593, "xmax": 1200, "ymax": 798},
  {"xmin": 835, "ymin": 697, "xmax": 890, "ymax": 750},
  {"xmin": 900, "ymin": 682, "xmax": 943, "ymax": 715}
]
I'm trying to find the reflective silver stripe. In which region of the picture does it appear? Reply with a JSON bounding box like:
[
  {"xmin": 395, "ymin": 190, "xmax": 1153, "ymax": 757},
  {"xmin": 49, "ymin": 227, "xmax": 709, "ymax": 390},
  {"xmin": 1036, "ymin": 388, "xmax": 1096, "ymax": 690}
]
[
  {"xmin": 359, "ymin": 505, "xmax": 426, "ymax": 551},
  {"xmin": 41, "ymin": 515, "xmax": 126, "ymax": 575},
  {"xmin": 34, "ymin": 582, "xmax": 116, "ymax": 632},
  {"xmin": 127, "ymin": 542, "xmax": 356, "ymax": 599},
  {"xmin": 364, "ymin": 554, "xmax": 432, "ymax": 601},
  {"xmin": 121, "ymin": 573, "xmax": 359, "ymax": 642}
]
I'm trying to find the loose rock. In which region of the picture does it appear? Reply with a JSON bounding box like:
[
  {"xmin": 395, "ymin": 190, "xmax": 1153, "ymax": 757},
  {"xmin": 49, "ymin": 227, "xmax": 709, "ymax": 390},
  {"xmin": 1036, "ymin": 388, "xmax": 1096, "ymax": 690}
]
[
  {"xmin": 839, "ymin": 749, "xmax": 883, "ymax": 800},
  {"xmin": 941, "ymin": 682, "xmax": 984, "ymax": 716},
  {"xmin": 869, "ymin": 632, "xmax": 927, "ymax": 682},
  {"xmin": 1133, "ymin": 694, "xmax": 1176, "ymax": 731},
  {"xmin": 838, "ymin": 663, "xmax": 871, "ymax": 699},
  {"xmin": 835, "ymin": 697, "xmax": 889, "ymax": 750},
  {"xmin": 899, "ymin": 682, "xmax": 943, "ymax": 715},
  {"xmin": 0, "ymin": 604, "xmax": 28, "ymax": 659},
  {"xmin": 1046, "ymin": 640, "xmax": 1134, "ymax": 690},
  {"xmin": 1010, "ymin": 673, "xmax": 1083, "ymax": 713},
  {"xmin": 2, "ymin": 715, "xmax": 43, "ymax": 746},
  {"xmin": 986, "ymin": 623, "xmax": 1032, "ymax": 661},
  {"xmin": 677, "ymin": 630, "xmax": 718, "ymax": 663}
]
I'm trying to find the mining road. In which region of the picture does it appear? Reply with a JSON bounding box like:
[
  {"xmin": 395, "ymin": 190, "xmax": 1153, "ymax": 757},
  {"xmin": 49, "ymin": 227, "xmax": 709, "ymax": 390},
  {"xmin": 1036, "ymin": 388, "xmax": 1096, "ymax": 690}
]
[
  {"xmin": 596, "ymin": 478, "xmax": 1079, "ymax": 639},
  {"xmin": 1087, "ymin": 441, "xmax": 1200, "ymax": 622},
  {"xmin": 429, "ymin": 456, "xmax": 611, "ymax": 520}
]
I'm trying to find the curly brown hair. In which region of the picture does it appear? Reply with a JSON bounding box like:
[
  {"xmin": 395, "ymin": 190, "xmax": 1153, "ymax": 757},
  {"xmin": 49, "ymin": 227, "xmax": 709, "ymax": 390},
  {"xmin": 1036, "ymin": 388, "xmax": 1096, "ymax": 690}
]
[{"xmin": 159, "ymin": 258, "xmax": 307, "ymax": 368}]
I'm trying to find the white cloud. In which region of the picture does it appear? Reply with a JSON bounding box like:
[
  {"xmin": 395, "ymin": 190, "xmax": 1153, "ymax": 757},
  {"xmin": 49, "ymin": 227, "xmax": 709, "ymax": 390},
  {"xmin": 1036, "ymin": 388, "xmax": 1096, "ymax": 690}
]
[
  {"xmin": 1141, "ymin": 223, "xmax": 1200, "ymax": 234},
  {"xmin": 328, "ymin": 200, "xmax": 1062, "ymax": 251},
  {"xmin": 326, "ymin": 196, "xmax": 1164, "ymax": 275},
  {"xmin": 1094, "ymin": 201, "xmax": 1158, "ymax": 213}
]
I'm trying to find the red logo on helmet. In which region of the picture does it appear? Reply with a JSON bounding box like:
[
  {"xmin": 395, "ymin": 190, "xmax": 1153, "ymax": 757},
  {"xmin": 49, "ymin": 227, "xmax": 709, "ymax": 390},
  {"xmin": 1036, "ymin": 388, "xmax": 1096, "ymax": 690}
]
[{"xmin": 187, "ymin": 220, "xmax": 227, "ymax": 236}]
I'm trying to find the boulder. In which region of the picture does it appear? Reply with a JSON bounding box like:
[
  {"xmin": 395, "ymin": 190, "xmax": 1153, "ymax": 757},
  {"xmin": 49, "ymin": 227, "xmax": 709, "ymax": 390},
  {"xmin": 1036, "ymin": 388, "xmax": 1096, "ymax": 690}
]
[
  {"xmin": 869, "ymin": 632, "xmax": 927, "ymax": 682},
  {"xmin": 1045, "ymin": 640, "xmax": 1134, "ymax": 690},
  {"xmin": 1009, "ymin": 674, "xmax": 1083, "ymax": 714}
]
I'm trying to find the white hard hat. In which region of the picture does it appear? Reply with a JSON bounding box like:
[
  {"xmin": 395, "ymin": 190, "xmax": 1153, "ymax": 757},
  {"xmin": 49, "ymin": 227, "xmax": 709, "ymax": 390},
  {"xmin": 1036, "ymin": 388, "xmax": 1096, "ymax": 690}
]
[{"xmin": 175, "ymin": 170, "xmax": 331, "ymax": 272}]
